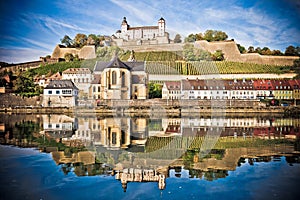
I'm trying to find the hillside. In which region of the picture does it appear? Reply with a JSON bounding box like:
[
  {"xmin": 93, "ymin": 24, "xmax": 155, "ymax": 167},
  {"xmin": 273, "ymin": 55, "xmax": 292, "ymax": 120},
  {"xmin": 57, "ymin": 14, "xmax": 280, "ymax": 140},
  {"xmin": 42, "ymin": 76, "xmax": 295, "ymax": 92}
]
[{"xmin": 28, "ymin": 54, "xmax": 296, "ymax": 77}]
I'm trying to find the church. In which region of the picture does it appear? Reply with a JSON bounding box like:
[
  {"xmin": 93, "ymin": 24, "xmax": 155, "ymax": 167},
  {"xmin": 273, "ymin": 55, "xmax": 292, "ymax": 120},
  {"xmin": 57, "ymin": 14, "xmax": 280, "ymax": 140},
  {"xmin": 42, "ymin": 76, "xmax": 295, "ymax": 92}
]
[
  {"xmin": 92, "ymin": 55, "xmax": 148, "ymax": 100},
  {"xmin": 113, "ymin": 17, "xmax": 170, "ymax": 46}
]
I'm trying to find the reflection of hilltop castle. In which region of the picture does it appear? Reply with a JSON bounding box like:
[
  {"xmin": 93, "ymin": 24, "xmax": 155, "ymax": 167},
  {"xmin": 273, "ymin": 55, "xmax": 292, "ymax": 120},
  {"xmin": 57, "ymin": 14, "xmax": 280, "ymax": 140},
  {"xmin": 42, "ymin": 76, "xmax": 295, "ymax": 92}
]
[
  {"xmin": 113, "ymin": 17, "xmax": 170, "ymax": 46},
  {"xmin": 115, "ymin": 168, "xmax": 166, "ymax": 192}
]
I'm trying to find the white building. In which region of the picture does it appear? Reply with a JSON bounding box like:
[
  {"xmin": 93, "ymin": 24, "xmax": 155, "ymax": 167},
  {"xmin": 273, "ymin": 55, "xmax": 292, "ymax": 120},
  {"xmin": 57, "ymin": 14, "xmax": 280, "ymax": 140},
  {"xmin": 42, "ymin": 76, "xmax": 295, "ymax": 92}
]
[
  {"xmin": 114, "ymin": 17, "xmax": 169, "ymax": 45},
  {"xmin": 163, "ymin": 79, "xmax": 257, "ymax": 100},
  {"xmin": 43, "ymin": 80, "xmax": 78, "ymax": 107},
  {"xmin": 62, "ymin": 68, "xmax": 93, "ymax": 94},
  {"xmin": 162, "ymin": 81, "xmax": 181, "ymax": 100},
  {"xmin": 227, "ymin": 79, "xmax": 256, "ymax": 99}
]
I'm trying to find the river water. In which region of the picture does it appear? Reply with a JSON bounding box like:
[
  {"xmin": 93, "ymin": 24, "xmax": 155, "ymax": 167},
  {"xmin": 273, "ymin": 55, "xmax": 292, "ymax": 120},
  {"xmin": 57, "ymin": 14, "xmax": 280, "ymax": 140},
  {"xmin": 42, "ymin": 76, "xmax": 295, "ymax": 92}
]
[{"xmin": 0, "ymin": 113, "xmax": 300, "ymax": 200}]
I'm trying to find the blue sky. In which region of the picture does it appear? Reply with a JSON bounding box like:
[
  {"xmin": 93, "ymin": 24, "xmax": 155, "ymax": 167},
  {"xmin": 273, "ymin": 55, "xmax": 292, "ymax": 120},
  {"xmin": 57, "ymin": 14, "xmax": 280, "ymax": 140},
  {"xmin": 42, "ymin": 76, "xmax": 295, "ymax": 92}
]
[{"xmin": 0, "ymin": 0, "xmax": 299, "ymax": 63}]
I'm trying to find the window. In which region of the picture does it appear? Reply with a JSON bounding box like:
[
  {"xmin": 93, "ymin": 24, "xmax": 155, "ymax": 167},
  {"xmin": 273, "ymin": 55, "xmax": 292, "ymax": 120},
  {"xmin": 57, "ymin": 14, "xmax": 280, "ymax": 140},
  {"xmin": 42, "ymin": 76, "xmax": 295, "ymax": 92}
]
[
  {"xmin": 48, "ymin": 90, "xmax": 52, "ymax": 94},
  {"xmin": 121, "ymin": 72, "xmax": 126, "ymax": 87},
  {"xmin": 112, "ymin": 71, "xmax": 117, "ymax": 85},
  {"xmin": 62, "ymin": 90, "xmax": 72, "ymax": 94},
  {"xmin": 56, "ymin": 90, "xmax": 60, "ymax": 94}
]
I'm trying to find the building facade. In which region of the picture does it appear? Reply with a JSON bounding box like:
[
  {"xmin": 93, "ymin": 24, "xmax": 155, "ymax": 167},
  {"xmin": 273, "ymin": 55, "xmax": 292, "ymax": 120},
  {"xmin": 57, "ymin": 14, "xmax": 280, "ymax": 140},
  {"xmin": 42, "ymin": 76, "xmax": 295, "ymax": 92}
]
[
  {"xmin": 62, "ymin": 68, "xmax": 93, "ymax": 94},
  {"xmin": 162, "ymin": 79, "xmax": 300, "ymax": 101},
  {"xmin": 42, "ymin": 80, "xmax": 79, "ymax": 107},
  {"xmin": 93, "ymin": 56, "xmax": 148, "ymax": 100},
  {"xmin": 114, "ymin": 17, "xmax": 169, "ymax": 46}
]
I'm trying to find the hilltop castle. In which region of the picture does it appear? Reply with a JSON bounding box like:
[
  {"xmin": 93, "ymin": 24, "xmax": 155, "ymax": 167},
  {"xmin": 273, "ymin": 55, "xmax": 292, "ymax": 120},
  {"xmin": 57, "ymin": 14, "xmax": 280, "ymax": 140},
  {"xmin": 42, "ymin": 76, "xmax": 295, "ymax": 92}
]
[{"xmin": 113, "ymin": 17, "xmax": 170, "ymax": 46}]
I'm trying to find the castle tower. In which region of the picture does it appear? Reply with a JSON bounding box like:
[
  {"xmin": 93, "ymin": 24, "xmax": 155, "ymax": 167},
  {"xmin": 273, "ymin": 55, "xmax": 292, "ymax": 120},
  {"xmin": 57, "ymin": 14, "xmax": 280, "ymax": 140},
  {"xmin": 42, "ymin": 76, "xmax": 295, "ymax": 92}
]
[
  {"xmin": 121, "ymin": 17, "xmax": 128, "ymax": 34},
  {"xmin": 158, "ymin": 17, "xmax": 165, "ymax": 37}
]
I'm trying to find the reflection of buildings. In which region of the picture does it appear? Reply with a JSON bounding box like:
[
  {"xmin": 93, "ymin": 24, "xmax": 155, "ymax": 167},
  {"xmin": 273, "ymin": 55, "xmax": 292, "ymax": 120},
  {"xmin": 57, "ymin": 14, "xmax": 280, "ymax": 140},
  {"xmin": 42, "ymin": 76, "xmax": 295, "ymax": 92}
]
[
  {"xmin": 42, "ymin": 115, "xmax": 78, "ymax": 139},
  {"xmin": 160, "ymin": 117, "xmax": 300, "ymax": 139}
]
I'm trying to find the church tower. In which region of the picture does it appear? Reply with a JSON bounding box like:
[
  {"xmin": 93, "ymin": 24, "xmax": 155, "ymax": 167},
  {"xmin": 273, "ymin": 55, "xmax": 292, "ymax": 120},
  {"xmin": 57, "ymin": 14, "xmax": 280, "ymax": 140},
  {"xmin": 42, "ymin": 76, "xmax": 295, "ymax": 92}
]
[
  {"xmin": 121, "ymin": 17, "xmax": 128, "ymax": 34},
  {"xmin": 158, "ymin": 17, "xmax": 165, "ymax": 36}
]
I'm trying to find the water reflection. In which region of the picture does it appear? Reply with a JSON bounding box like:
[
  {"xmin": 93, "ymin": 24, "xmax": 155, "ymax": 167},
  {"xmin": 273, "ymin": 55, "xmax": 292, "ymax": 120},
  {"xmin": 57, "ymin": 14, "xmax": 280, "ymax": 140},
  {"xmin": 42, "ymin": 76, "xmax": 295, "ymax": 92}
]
[{"xmin": 0, "ymin": 113, "xmax": 300, "ymax": 191}]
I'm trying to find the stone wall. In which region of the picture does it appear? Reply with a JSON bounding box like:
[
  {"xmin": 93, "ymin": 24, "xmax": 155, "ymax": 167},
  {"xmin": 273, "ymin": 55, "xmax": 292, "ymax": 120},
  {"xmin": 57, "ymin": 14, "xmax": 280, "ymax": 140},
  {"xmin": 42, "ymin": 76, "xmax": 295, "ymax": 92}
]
[
  {"xmin": 194, "ymin": 40, "xmax": 299, "ymax": 66},
  {"xmin": 0, "ymin": 94, "xmax": 40, "ymax": 107},
  {"xmin": 51, "ymin": 45, "xmax": 96, "ymax": 60}
]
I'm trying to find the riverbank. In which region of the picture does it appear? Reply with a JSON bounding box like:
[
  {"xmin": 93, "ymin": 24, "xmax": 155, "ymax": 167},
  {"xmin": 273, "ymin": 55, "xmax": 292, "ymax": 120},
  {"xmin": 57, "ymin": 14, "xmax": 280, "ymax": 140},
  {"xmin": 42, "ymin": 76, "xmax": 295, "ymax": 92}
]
[{"xmin": 1, "ymin": 105, "xmax": 299, "ymax": 117}]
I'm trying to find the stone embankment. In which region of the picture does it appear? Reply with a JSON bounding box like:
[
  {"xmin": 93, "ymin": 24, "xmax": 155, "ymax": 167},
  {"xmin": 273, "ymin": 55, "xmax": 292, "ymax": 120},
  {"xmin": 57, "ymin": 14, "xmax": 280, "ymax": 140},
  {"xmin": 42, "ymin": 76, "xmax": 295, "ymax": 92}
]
[{"xmin": 0, "ymin": 96, "xmax": 295, "ymax": 116}]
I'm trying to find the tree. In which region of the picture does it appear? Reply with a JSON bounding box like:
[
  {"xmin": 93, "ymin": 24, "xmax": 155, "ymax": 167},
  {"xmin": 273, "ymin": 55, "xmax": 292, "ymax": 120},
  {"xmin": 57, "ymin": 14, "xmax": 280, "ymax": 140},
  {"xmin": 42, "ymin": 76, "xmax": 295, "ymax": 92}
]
[
  {"xmin": 261, "ymin": 47, "xmax": 272, "ymax": 55},
  {"xmin": 183, "ymin": 44, "xmax": 196, "ymax": 60},
  {"xmin": 14, "ymin": 72, "xmax": 39, "ymax": 97},
  {"xmin": 214, "ymin": 30, "xmax": 228, "ymax": 41},
  {"xmin": 285, "ymin": 45, "xmax": 297, "ymax": 56},
  {"xmin": 184, "ymin": 34, "xmax": 196, "ymax": 43},
  {"xmin": 60, "ymin": 35, "xmax": 73, "ymax": 47},
  {"xmin": 211, "ymin": 50, "xmax": 224, "ymax": 61},
  {"xmin": 74, "ymin": 33, "xmax": 87, "ymax": 48},
  {"xmin": 64, "ymin": 53, "xmax": 74, "ymax": 62},
  {"xmin": 203, "ymin": 30, "xmax": 228, "ymax": 42},
  {"xmin": 272, "ymin": 50, "xmax": 283, "ymax": 55},
  {"xmin": 195, "ymin": 33, "xmax": 203, "ymax": 41},
  {"xmin": 248, "ymin": 46, "xmax": 255, "ymax": 53},
  {"xmin": 174, "ymin": 34, "xmax": 182, "ymax": 43},
  {"xmin": 183, "ymin": 43, "xmax": 212, "ymax": 61},
  {"xmin": 148, "ymin": 82, "xmax": 162, "ymax": 98},
  {"xmin": 293, "ymin": 58, "xmax": 300, "ymax": 69},
  {"xmin": 237, "ymin": 44, "xmax": 246, "ymax": 54},
  {"xmin": 254, "ymin": 47, "xmax": 262, "ymax": 54}
]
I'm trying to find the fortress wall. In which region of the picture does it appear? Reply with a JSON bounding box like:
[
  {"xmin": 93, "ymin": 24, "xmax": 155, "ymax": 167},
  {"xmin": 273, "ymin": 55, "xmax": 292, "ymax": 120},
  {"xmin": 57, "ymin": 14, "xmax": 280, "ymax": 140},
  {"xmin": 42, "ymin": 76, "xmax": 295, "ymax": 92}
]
[
  {"xmin": 121, "ymin": 43, "xmax": 184, "ymax": 52},
  {"xmin": 51, "ymin": 45, "xmax": 96, "ymax": 59},
  {"xmin": 239, "ymin": 54, "xmax": 298, "ymax": 66},
  {"xmin": 194, "ymin": 40, "xmax": 299, "ymax": 66}
]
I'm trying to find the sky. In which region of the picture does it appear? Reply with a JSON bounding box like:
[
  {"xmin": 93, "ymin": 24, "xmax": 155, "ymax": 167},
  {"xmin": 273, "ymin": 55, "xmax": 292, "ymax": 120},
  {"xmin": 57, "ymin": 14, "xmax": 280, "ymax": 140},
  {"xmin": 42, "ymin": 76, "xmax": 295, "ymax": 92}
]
[{"xmin": 0, "ymin": 0, "xmax": 299, "ymax": 63}]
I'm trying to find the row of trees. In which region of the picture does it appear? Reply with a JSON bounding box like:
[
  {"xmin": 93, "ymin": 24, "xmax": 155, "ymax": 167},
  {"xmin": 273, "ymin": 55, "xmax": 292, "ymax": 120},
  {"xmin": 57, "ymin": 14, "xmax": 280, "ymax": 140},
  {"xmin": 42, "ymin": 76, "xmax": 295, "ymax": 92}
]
[
  {"xmin": 60, "ymin": 34, "xmax": 107, "ymax": 48},
  {"xmin": 236, "ymin": 44, "xmax": 300, "ymax": 56},
  {"xmin": 184, "ymin": 30, "xmax": 228, "ymax": 43}
]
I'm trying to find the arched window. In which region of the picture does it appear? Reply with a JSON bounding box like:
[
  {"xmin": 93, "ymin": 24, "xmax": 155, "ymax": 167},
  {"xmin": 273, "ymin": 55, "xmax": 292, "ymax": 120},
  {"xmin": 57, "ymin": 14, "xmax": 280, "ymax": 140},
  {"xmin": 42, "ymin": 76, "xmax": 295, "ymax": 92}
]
[
  {"xmin": 112, "ymin": 71, "xmax": 117, "ymax": 85},
  {"xmin": 121, "ymin": 72, "xmax": 126, "ymax": 87}
]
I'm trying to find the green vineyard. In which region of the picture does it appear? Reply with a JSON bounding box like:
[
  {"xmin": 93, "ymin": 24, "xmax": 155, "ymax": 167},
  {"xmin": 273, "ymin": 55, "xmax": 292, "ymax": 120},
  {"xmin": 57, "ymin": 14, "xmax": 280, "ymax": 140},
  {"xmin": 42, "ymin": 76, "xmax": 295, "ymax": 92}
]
[
  {"xmin": 120, "ymin": 51, "xmax": 183, "ymax": 61},
  {"xmin": 144, "ymin": 136, "xmax": 294, "ymax": 152},
  {"xmin": 145, "ymin": 61, "xmax": 291, "ymax": 75}
]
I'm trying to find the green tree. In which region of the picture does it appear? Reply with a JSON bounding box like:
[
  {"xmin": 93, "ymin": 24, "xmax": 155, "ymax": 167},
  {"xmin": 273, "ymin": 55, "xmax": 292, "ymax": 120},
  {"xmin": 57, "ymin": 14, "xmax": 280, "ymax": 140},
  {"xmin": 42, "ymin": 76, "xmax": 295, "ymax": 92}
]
[
  {"xmin": 293, "ymin": 58, "xmax": 300, "ymax": 69},
  {"xmin": 183, "ymin": 44, "xmax": 212, "ymax": 61},
  {"xmin": 248, "ymin": 46, "xmax": 255, "ymax": 53},
  {"xmin": 237, "ymin": 44, "xmax": 246, "ymax": 53},
  {"xmin": 64, "ymin": 53, "xmax": 74, "ymax": 62},
  {"xmin": 213, "ymin": 30, "xmax": 228, "ymax": 41},
  {"xmin": 211, "ymin": 50, "xmax": 224, "ymax": 61},
  {"xmin": 203, "ymin": 30, "xmax": 228, "ymax": 42},
  {"xmin": 185, "ymin": 34, "xmax": 197, "ymax": 43},
  {"xmin": 183, "ymin": 43, "xmax": 196, "ymax": 60},
  {"xmin": 14, "ymin": 72, "xmax": 40, "ymax": 97},
  {"xmin": 74, "ymin": 33, "xmax": 87, "ymax": 48},
  {"xmin": 60, "ymin": 35, "xmax": 73, "ymax": 47},
  {"xmin": 285, "ymin": 45, "xmax": 298, "ymax": 56},
  {"xmin": 174, "ymin": 34, "xmax": 182, "ymax": 43},
  {"xmin": 195, "ymin": 33, "xmax": 203, "ymax": 40},
  {"xmin": 148, "ymin": 82, "xmax": 162, "ymax": 98},
  {"xmin": 255, "ymin": 47, "xmax": 262, "ymax": 54}
]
